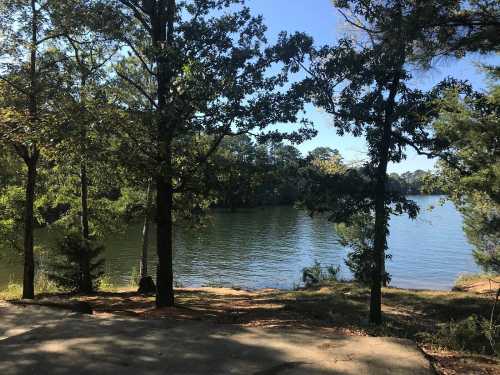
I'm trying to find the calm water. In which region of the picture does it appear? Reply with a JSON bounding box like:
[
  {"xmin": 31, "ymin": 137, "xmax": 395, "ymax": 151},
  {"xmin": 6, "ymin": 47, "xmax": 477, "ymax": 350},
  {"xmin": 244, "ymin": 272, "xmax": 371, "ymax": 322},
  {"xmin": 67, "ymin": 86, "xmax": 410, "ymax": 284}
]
[{"xmin": 0, "ymin": 196, "xmax": 478, "ymax": 291}]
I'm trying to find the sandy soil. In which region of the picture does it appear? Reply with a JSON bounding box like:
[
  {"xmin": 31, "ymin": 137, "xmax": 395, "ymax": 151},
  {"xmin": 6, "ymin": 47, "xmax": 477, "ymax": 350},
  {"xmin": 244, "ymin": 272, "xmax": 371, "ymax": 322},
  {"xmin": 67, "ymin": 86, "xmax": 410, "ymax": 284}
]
[{"xmin": 0, "ymin": 300, "xmax": 432, "ymax": 375}]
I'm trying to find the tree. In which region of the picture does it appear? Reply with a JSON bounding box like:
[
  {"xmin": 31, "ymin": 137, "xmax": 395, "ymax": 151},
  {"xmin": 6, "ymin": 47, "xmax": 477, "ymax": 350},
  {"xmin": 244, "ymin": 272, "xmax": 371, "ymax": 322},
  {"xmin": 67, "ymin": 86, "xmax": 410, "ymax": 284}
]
[
  {"xmin": 306, "ymin": 147, "xmax": 340, "ymax": 162},
  {"xmin": 273, "ymin": 0, "xmax": 470, "ymax": 323},
  {"xmin": 0, "ymin": 0, "xmax": 68, "ymax": 298},
  {"xmin": 431, "ymin": 69, "xmax": 499, "ymax": 273},
  {"xmin": 335, "ymin": 0, "xmax": 499, "ymax": 67},
  {"xmin": 336, "ymin": 213, "xmax": 392, "ymax": 285},
  {"xmin": 107, "ymin": 0, "xmax": 314, "ymax": 306},
  {"xmin": 51, "ymin": 4, "xmax": 121, "ymax": 293}
]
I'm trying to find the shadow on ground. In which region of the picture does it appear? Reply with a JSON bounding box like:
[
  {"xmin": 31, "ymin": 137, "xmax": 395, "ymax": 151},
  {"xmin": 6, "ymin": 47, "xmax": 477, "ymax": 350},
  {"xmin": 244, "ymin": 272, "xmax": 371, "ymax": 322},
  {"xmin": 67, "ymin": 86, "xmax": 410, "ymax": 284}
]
[{"xmin": 0, "ymin": 302, "xmax": 432, "ymax": 375}]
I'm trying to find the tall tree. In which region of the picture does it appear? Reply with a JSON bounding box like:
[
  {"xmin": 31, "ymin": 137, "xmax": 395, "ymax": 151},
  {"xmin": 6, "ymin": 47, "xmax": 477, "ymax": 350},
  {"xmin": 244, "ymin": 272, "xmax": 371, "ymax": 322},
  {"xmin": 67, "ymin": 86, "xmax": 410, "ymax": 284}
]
[
  {"xmin": 273, "ymin": 1, "xmax": 467, "ymax": 323},
  {"xmin": 0, "ymin": 0, "xmax": 67, "ymax": 298},
  {"xmin": 47, "ymin": 3, "xmax": 118, "ymax": 292},
  {"xmin": 431, "ymin": 69, "xmax": 499, "ymax": 273},
  {"xmin": 108, "ymin": 0, "xmax": 314, "ymax": 306}
]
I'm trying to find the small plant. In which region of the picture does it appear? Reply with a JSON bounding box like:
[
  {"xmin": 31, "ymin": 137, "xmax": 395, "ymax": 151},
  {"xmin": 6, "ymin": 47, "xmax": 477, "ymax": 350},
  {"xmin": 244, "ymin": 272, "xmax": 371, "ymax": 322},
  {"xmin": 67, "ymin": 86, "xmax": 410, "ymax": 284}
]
[
  {"xmin": 97, "ymin": 274, "xmax": 114, "ymax": 291},
  {"xmin": 302, "ymin": 261, "xmax": 340, "ymax": 287},
  {"xmin": 129, "ymin": 266, "xmax": 140, "ymax": 287},
  {"xmin": 48, "ymin": 231, "xmax": 105, "ymax": 293},
  {"xmin": 421, "ymin": 311, "xmax": 499, "ymax": 356}
]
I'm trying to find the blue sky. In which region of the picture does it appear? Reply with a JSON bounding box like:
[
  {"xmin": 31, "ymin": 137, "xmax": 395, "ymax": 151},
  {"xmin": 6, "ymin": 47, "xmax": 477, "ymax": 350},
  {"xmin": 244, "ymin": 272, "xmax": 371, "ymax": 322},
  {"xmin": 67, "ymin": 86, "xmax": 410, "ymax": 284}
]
[{"xmin": 246, "ymin": 0, "xmax": 499, "ymax": 173}]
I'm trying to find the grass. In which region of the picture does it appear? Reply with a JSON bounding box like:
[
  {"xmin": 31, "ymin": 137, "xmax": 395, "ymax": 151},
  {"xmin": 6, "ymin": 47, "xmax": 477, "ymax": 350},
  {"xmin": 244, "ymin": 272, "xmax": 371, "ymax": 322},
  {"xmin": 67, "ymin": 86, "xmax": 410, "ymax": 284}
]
[{"xmin": 0, "ymin": 273, "xmax": 61, "ymax": 300}]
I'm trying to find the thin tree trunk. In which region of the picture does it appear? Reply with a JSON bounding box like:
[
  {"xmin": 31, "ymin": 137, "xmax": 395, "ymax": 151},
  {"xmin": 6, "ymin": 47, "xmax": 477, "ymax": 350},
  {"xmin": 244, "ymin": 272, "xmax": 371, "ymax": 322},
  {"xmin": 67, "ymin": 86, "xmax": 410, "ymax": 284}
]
[
  {"xmin": 80, "ymin": 161, "xmax": 92, "ymax": 293},
  {"xmin": 22, "ymin": 157, "xmax": 37, "ymax": 299},
  {"xmin": 140, "ymin": 178, "xmax": 152, "ymax": 279},
  {"xmin": 370, "ymin": 152, "xmax": 389, "ymax": 324},
  {"xmin": 369, "ymin": 70, "xmax": 401, "ymax": 324},
  {"xmin": 22, "ymin": 0, "xmax": 39, "ymax": 299}
]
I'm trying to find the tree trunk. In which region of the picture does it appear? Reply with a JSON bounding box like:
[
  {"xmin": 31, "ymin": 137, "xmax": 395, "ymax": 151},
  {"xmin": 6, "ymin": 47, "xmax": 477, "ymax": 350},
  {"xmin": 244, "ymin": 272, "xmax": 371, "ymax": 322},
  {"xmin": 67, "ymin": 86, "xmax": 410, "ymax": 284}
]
[
  {"xmin": 369, "ymin": 70, "xmax": 401, "ymax": 324},
  {"xmin": 155, "ymin": 152, "xmax": 174, "ymax": 307},
  {"xmin": 22, "ymin": 156, "xmax": 37, "ymax": 299},
  {"xmin": 370, "ymin": 152, "xmax": 389, "ymax": 324},
  {"xmin": 80, "ymin": 161, "xmax": 92, "ymax": 293},
  {"xmin": 140, "ymin": 179, "xmax": 152, "ymax": 279},
  {"xmin": 153, "ymin": 0, "xmax": 176, "ymax": 307},
  {"xmin": 22, "ymin": 0, "xmax": 39, "ymax": 300}
]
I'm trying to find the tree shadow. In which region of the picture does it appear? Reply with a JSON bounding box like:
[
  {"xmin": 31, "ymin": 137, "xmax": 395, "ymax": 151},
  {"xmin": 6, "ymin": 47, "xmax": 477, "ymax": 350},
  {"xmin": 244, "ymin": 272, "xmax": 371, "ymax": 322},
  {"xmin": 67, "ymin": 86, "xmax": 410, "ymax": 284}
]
[{"xmin": 0, "ymin": 307, "xmax": 431, "ymax": 375}]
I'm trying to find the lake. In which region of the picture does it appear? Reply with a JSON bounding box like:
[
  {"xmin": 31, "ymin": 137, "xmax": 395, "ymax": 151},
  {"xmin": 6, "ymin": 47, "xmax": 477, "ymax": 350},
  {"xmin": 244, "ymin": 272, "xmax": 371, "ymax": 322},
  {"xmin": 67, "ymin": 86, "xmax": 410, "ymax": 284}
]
[{"xmin": 0, "ymin": 195, "xmax": 478, "ymax": 291}]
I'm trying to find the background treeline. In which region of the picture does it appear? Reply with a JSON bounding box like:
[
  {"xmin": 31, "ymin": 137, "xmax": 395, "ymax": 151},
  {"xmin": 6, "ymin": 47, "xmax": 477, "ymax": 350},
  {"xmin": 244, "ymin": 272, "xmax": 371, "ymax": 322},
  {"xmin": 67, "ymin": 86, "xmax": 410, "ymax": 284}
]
[{"xmin": 210, "ymin": 137, "xmax": 441, "ymax": 209}]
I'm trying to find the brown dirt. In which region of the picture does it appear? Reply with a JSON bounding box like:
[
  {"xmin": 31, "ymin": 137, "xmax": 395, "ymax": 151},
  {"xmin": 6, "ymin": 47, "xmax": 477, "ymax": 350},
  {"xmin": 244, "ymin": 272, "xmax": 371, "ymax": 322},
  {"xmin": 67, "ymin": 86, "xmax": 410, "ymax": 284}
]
[
  {"xmin": 454, "ymin": 277, "xmax": 500, "ymax": 295},
  {"xmin": 0, "ymin": 300, "xmax": 433, "ymax": 375},
  {"xmin": 5, "ymin": 285, "xmax": 500, "ymax": 374}
]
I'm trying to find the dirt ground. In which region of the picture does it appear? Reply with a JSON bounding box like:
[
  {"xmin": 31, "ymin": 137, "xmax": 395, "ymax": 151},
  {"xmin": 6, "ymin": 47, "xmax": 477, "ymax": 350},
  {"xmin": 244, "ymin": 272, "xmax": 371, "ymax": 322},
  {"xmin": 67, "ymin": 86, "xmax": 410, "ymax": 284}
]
[
  {"xmin": 0, "ymin": 300, "xmax": 432, "ymax": 375},
  {"xmin": 1, "ymin": 285, "xmax": 499, "ymax": 374}
]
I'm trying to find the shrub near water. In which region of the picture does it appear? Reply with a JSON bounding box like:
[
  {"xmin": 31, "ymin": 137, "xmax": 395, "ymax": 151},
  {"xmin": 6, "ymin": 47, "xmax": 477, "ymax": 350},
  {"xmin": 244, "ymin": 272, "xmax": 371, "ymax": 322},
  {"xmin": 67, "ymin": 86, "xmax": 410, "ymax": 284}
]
[{"xmin": 302, "ymin": 261, "xmax": 340, "ymax": 287}]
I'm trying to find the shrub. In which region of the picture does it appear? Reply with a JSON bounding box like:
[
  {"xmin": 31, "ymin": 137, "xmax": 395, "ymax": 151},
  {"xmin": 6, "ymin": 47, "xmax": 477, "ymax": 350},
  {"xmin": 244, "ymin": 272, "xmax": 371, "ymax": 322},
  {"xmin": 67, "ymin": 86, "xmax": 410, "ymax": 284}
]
[
  {"xmin": 337, "ymin": 213, "xmax": 391, "ymax": 285},
  {"xmin": 302, "ymin": 261, "xmax": 340, "ymax": 287},
  {"xmin": 423, "ymin": 314, "xmax": 500, "ymax": 356},
  {"xmin": 48, "ymin": 232, "xmax": 105, "ymax": 293}
]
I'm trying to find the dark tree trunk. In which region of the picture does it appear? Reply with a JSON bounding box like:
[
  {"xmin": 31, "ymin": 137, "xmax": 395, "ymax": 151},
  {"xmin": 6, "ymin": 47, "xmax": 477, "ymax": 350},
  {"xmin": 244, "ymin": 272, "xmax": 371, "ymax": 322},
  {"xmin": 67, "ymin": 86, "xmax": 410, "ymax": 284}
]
[
  {"xmin": 153, "ymin": 0, "xmax": 176, "ymax": 307},
  {"xmin": 140, "ymin": 179, "xmax": 152, "ymax": 279},
  {"xmin": 22, "ymin": 156, "xmax": 37, "ymax": 299},
  {"xmin": 369, "ymin": 71, "xmax": 401, "ymax": 324},
  {"xmin": 79, "ymin": 161, "xmax": 92, "ymax": 293},
  {"xmin": 155, "ymin": 162, "xmax": 174, "ymax": 306},
  {"xmin": 369, "ymin": 147, "xmax": 389, "ymax": 324},
  {"xmin": 22, "ymin": 0, "xmax": 39, "ymax": 300}
]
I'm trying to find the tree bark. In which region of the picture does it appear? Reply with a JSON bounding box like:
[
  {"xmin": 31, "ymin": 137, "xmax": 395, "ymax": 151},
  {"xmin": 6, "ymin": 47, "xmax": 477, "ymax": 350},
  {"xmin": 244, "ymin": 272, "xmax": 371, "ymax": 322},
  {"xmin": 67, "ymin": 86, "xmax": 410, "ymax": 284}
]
[
  {"xmin": 153, "ymin": 0, "xmax": 176, "ymax": 307},
  {"xmin": 155, "ymin": 158, "xmax": 174, "ymax": 306},
  {"xmin": 22, "ymin": 0, "xmax": 39, "ymax": 300},
  {"xmin": 370, "ymin": 143, "xmax": 389, "ymax": 324},
  {"xmin": 369, "ymin": 71, "xmax": 401, "ymax": 324},
  {"xmin": 80, "ymin": 161, "xmax": 92, "ymax": 293},
  {"xmin": 22, "ymin": 156, "xmax": 37, "ymax": 299},
  {"xmin": 140, "ymin": 178, "xmax": 152, "ymax": 279}
]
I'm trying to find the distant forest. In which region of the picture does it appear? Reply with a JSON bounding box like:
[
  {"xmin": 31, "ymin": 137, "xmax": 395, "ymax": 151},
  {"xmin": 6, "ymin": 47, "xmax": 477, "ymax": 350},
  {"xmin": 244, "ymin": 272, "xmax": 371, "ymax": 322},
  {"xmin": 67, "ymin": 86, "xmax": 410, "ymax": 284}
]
[{"xmin": 209, "ymin": 135, "xmax": 440, "ymax": 209}]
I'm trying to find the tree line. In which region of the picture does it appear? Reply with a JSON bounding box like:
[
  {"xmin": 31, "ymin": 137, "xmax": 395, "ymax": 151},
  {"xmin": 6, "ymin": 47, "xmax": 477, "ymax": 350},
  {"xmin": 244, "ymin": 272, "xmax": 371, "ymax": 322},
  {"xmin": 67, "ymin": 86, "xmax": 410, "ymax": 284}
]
[
  {"xmin": 211, "ymin": 138, "xmax": 441, "ymax": 209},
  {"xmin": 0, "ymin": 0, "xmax": 498, "ymax": 325}
]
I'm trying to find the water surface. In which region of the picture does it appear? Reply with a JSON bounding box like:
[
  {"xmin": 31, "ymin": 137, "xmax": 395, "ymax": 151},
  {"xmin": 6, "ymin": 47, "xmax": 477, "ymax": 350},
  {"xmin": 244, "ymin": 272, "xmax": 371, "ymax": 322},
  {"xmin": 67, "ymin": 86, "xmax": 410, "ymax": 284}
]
[{"xmin": 0, "ymin": 196, "xmax": 478, "ymax": 291}]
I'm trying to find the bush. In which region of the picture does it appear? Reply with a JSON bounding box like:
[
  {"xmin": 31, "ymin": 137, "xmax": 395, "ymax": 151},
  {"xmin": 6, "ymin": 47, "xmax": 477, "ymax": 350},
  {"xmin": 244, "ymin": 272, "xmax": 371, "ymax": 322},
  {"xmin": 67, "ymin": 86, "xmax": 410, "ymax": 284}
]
[
  {"xmin": 48, "ymin": 232, "xmax": 105, "ymax": 293},
  {"xmin": 337, "ymin": 213, "xmax": 391, "ymax": 285},
  {"xmin": 345, "ymin": 246, "xmax": 392, "ymax": 286},
  {"xmin": 302, "ymin": 261, "xmax": 340, "ymax": 287},
  {"xmin": 423, "ymin": 314, "xmax": 500, "ymax": 356}
]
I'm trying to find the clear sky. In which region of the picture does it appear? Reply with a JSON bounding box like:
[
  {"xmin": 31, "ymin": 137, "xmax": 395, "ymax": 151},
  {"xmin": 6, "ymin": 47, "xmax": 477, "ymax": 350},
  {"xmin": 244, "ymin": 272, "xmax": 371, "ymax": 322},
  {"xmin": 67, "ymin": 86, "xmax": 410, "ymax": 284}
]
[{"xmin": 245, "ymin": 0, "xmax": 499, "ymax": 173}]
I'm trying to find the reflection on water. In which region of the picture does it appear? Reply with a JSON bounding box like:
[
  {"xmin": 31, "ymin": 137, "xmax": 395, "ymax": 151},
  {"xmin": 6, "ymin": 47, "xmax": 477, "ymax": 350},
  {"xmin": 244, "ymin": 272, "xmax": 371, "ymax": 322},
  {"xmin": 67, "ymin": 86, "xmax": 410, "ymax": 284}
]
[{"xmin": 0, "ymin": 196, "xmax": 478, "ymax": 291}]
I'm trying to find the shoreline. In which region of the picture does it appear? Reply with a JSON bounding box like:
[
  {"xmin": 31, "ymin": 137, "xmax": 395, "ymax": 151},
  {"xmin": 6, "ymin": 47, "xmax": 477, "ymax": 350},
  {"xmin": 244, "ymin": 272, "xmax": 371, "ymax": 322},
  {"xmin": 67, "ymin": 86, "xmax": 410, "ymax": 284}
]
[{"xmin": 1, "ymin": 273, "xmax": 499, "ymax": 301}]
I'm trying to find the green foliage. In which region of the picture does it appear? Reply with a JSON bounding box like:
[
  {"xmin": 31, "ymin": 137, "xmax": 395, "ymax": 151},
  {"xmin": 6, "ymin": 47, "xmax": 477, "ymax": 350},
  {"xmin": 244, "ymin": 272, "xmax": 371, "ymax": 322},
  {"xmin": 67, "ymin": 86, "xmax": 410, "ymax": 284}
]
[
  {"xmin": 336, "ymin": 213, "xmax": 391, "ymax": 285},
  {"xmin": 424, "ymin": 314, "xmax": 500, "ymax": 355},
  {"xmin": 302, "ymin": 261, "xmax": 340, "ymax": 287},
  {"xmin": 48, "ymin": 232, "xmax": 105, "ymax": 293},
  {"xmin": 432, "ymin": 72, "xmax": 499, "ymax": 273}
]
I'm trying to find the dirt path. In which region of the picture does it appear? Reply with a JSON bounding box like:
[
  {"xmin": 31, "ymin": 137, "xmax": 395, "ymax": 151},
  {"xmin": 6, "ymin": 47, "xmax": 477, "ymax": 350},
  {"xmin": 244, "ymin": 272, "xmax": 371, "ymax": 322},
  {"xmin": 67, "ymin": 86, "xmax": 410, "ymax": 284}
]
[{"xmin": 0, "ymin": 301, "xmax": 432, "ymax": 375}]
